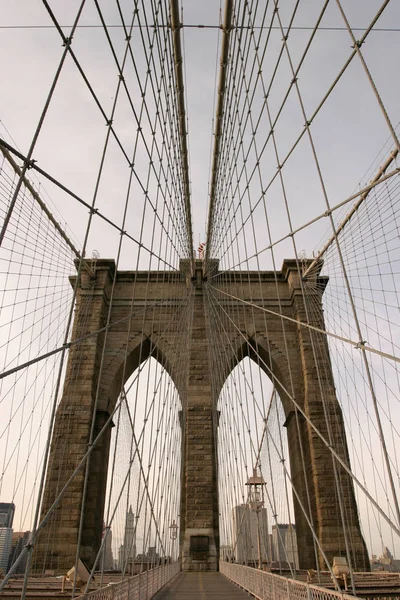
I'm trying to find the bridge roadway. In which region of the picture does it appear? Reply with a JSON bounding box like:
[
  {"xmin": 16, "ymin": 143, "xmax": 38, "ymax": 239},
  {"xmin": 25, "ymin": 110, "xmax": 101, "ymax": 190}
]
[{"xmin": 153, "ymin": 571, "xmax": 250, "ymax": 599}]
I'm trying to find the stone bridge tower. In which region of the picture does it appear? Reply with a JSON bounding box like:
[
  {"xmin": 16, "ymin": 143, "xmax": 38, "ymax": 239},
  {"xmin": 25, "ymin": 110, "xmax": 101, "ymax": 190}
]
[{"xmin": 34, "ymin": 258, "xmax": 369, "ymax": 573}]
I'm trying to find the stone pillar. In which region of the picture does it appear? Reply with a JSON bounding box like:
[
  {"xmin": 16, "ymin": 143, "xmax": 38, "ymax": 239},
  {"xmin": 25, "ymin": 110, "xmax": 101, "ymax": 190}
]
[
  {"xmin": 285, "ymin": 261, "xmax": 369, "ymax": 570},
  {"xmin": 33, "ymin": 260, "xmax": 115, "ymax": 574},
  {"xmin": 181, "ymin": 260, "xmax": 219, "ymax": 571},
  {"xmin": 32, "ymin": 256, "xmax": 369, "ymax": 576}
]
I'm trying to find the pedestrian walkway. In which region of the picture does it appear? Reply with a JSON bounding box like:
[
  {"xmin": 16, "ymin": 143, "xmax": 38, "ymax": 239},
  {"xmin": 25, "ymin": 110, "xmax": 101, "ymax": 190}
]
[{"xmin": 152, "ymin": 572, "xmax": 250, "ymax": 599}]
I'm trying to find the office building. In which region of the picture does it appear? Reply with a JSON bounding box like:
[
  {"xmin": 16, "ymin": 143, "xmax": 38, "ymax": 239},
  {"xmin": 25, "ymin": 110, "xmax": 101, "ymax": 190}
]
[
  {"xmin": 0, "ymin": 503, "xmax": 15, "ymax": 528},
  {"xmin": 232, "ymin": 504, "xmax": 268, "ymax": 564},
  {"xmin": 0, "ymin": 528, "xmax": 13, "ymax": 574},
  {"xmin": 271, "ymin": 523, "xmax": 299, "ymax": 569},
  {"xmin": 118, "ymin": 506, "xmax": 136, "ymax": 571},
  {"xmin": 101, "ymin": 525, "xmax": 114, "ymax": 571},
  {"xmin": 7, "ymin": 531, "xmax": 30, "ymax": 574}
]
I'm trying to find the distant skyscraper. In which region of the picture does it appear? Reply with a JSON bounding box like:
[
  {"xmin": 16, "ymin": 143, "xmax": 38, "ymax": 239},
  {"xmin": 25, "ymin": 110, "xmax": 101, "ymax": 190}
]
[
  {"xmin": 271, "ymin": 523, "xmax": 299, "ymax": 569},
  {"xmin": 0, "ymin": 528, "xmax": 13, "ymax": 574},
  {"xmin": 147, "ymin": 547, "xmax": 159, "ymax": 564},
  {"xmin": 220, "ymin": 544, "xmax": 234, "ymax": 561},
  {"xmin": 232, "ymin": 504, "xmax": 268, "ymax": 564},
  {"xmin": 0, "ymin": 503, "xmax": 15, "ymax": 528},
  {"xmin": 7, "ymin": 531, "xmax": 30, "ymax": 574},
  {"xmin": 0, "ymin": 503, "xmax": 15, "ymax": 574},
  {"xmin": 118, "ymin": 544, "xmax": 124, "ymax": 571},
  {"xmin": 267, "ymin": 533, "xmax": 274, "ymax": 563},
  {"xmin": 118, "ymin": 506, "xmax": 136, "ymax": 571},
  {"xmin": 101, "ymin": 525, "xmax": 114, "ymax": 571}
]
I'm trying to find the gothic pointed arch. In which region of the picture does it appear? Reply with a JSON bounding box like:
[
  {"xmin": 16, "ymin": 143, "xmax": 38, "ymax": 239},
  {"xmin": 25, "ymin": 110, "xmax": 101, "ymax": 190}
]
[
  {"xmin": 101, "ymin": 335, "xmax": 186, "ymax": 414},
  {"xmin": 214, "ymin": 336, "xmax": 296, "ymax": 419}
]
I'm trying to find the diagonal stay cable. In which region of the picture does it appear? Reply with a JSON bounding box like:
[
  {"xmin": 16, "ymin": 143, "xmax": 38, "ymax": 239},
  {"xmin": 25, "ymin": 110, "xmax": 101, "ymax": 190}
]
[
  {"xmin": 207, "ymin": 283, "xmax": 400, "ymax": 364},
  {"xmin": 43, "ymin": 0, "xmax": 187, "ymax": 261},
  {"xmin": 208, "ymin": 0, "xmax": 394, "ymax": 264},
  {"xmin": 92, "ymin": 0, "xmax": 191, "ymax": 259},
  {"xmin": 0, "ymin": 139, "xmax": 177, "ymax": 271},
  {"xmin": 0, "ymin": 290, "xmax": 191, "ymax": 589},
  {"xmin": 0, "ymin": 0, "xmax": 87, "ymax": 248},
  {"xmin": 0, "ymin": 291, "xmax": 190, "ymax": 381},
  {"xmin": 0, "ymin": 145, "xmax": 84, "ymax": 264},
  {"xmin": 205, "ymin": 282, "xmax": 400, "ymax": 539}
]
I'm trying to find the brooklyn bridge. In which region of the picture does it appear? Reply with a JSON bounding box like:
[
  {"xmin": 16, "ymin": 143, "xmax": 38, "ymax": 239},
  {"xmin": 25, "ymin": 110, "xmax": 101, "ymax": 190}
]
[{"xmin": 0, "ymin": 1, "xmax": 399, "ymax": 599}]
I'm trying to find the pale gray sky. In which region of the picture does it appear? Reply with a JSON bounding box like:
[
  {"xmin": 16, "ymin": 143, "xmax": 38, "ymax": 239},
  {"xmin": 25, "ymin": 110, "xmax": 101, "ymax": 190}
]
[{"xmin": 0, "ymin": 0, "xmax": 399, "ymax": 258}]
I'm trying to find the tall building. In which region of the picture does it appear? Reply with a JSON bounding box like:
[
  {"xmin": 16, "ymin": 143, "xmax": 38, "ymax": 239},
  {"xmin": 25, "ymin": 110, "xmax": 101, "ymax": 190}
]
[
  {"xmin": 147, "ymin": 547, "xmax": 159, "ymax": 563},
  {"xmin": 0, "ymin": 503, "xmax": 15, "ymax": 528},
  {"xmin": 118, "ymin": 545, "xmax": 124, "ymax": 571},
  {"xmin": 101, "ymin": 525, "xmax": 114, "ymax": 571},
  {"xmin": 371, "ymin": 547, "xmax": 400, "ymax": 573},
  {"xmin": 7, "ymin": 531, "xmax": 30, "ymax": 574},
  {"xmin": 232, "ymin": 504, "xmax": 268, "ymax": 564},
  {"xmin": 0, "ymin": 503, "xmax": 15, "ymax": 574},
  {"xmin": 220, "ymin": 544, "xmax": 234, "ymax": 561},
  {"xmin": 271, "ymin": 523, "xmax": 299, "ymax": 569},
  {"xmin": 0, "ymin": 528, "xmax": 13, "ymax": 574},
  {"xmin": 118, "ymin": 506, "xmax": 136, "ymax": 571}
]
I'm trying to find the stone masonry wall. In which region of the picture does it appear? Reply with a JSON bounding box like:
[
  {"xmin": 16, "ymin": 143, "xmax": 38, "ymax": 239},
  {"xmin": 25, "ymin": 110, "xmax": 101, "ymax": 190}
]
[{"xmin": 34, "ymin": 258, "xmax": 368, "ymax": 574}]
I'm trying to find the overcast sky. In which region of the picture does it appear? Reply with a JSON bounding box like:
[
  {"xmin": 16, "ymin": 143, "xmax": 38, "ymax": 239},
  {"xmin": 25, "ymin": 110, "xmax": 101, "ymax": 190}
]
[{"xmin": 0, "ymin": 0, "xmax": 399, "ymax": 261}]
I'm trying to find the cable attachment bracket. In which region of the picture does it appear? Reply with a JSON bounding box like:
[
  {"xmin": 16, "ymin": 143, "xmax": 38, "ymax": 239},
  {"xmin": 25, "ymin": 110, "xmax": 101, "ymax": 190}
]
[
  {"xmin": 24, "ymin": 158, "xmax": 37, "ymax": 170},
  {"xmin": 355, "ymin": 340, "xmax": 368, "ymax": 349}
]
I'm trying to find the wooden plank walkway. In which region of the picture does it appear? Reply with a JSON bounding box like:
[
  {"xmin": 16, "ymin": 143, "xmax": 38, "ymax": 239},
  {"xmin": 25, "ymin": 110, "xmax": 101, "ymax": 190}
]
[{"xmin": 152, "ymin": 572, "xmax": 250, "ymax": 599}]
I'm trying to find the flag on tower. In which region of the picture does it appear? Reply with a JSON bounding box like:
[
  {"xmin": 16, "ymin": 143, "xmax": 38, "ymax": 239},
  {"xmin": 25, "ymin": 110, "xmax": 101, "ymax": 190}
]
[{"xmin": 198, "ymin": 242, "xmax": 206, "ymax": 259}]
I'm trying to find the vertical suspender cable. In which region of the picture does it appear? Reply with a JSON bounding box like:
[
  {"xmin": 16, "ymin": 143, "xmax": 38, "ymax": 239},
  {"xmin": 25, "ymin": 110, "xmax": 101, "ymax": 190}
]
[
  {"xmin": 169, "ymin": 0, "xmax": 194, "ymax": 269},
  {"xmin": 205, "ymin": 0, "xmax": 233, "ymax": 263}
]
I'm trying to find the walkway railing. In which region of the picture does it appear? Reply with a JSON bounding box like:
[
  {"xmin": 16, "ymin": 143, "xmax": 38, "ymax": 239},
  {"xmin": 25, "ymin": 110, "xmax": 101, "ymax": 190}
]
[
  {"xmin": 76, "ymin": 562, "xmax": 181, "ymax": 600},
  {"xmin": 220, "ymin": 562, "xmax": 361, "ymax": 600}
]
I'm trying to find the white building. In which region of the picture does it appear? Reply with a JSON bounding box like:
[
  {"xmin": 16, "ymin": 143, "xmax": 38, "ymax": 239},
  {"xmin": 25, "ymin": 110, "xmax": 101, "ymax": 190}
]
[
  {"xmin": 271, "ymin": 523, "xmax": 299, "ymax": 569},
  {"xmin": 232, "ymin": 504, "xmax": 268, "ymax": 564}
]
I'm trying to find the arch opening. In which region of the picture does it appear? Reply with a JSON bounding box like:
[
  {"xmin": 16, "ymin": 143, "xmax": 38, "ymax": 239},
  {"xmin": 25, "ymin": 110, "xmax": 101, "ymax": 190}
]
[
  {"xmin": 217, "ymin": 356, "xmax": 298, "ymax": 570},
  {"xmin": 102, "ymin": 356, "xmax": 182, "ymax": 575}
]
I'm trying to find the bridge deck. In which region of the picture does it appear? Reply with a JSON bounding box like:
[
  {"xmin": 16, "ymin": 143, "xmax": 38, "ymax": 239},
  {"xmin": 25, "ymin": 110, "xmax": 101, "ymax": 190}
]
[{"xmin": 152, "ymin": 572, "xmax": 249, "ymax": 599}]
